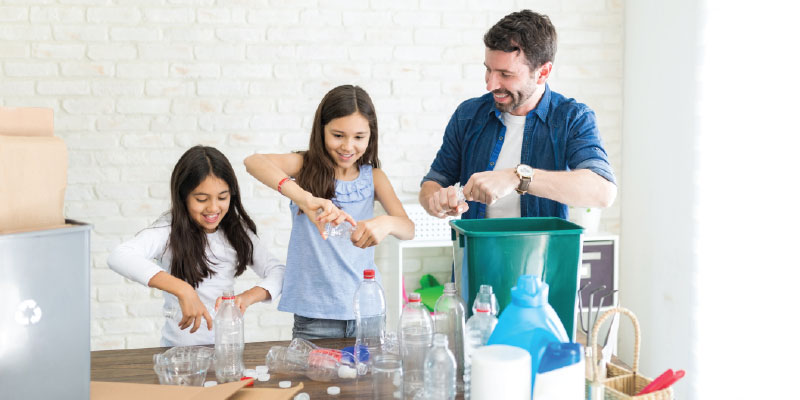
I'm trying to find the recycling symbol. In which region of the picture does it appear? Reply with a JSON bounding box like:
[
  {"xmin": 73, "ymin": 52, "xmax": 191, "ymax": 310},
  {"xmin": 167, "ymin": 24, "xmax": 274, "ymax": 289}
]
[{"xmin": 14, "ymin": 299, "xmax": 42, "ymax": 326}]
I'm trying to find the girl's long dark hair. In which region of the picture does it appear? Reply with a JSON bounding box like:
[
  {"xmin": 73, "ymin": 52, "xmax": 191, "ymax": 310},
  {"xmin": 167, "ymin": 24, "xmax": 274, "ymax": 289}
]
[
  {"xmin": 168, "ymin": 145, "xmax": 256, "ymax": 288},
  {"xmin": 295, "ymin": 85, "xmax": 380, "ymax": 200}
]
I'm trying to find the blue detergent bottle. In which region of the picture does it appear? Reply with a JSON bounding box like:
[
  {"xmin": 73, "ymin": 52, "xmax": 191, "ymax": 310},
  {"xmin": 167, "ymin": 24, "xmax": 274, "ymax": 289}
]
[{"xmin": 486, "ymin": 275, "xmax": 569, "ymax": 392}]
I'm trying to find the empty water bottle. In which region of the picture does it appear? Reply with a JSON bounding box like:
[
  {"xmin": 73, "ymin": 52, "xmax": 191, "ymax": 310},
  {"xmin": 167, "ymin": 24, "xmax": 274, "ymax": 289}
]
[
  {"xmin": 471, "ymin": 284, "xmax": 499, "ymax": 317},
  {"xmin": 463, "ymin": 302, "xmax": 498, "ymax": 399},
  {"xmin": 399, "ymin": 292, "xmax": 433, "ymax": 400},
  {"xmin": 353, "ymin": 268, "xmax": 386, "ymax": 375},
  {"xmin": 433, "ymin": 282, "xmax": 465, "ymax": 393},
  {"xmin": 214, "ymin": 290, "xmax": 244, "ymax": 383},
  {"xmin": 163, "ymin": 302, "xmax": 216, "ymax": 322},
  {"xmin": 421, "ymin": 333, "xmax": 456, "ymax": 400},
  {"xmin": 316, "ymin": 209, "xmax": 356, "ymax": 239},
  {"xmin": 265, "ymin": 339, "xmax": 357, "ymax": 382}
]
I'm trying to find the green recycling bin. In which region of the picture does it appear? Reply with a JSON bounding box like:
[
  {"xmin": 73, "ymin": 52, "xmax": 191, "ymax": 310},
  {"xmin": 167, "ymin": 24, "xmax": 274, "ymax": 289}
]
[{"xmin": 450, "ymin": 217, "xmax": 583, "ymax": 340}]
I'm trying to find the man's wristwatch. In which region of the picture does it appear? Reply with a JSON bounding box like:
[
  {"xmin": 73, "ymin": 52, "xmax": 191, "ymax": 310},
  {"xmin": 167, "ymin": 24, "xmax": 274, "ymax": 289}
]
[{"xmin": 515, "ymin": 164, "xmax": 534, "ymax": 195}]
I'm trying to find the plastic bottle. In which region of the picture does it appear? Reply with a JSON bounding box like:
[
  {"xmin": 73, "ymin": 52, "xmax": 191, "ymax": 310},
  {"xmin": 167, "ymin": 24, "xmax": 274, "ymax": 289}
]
[
  {"xmin": 264, "ymin": 338, "xmax": 358, "ymax": 382},
  {"xmin": 471, "ymin": 284, "xmax": 499, "ymax": 317},
  {"xmin": 421, "ymin": 333, "xmax": 456, "ymax": 400},
  {"xmin": 433, "ymin": 282, "xmax": 465, "ymax": 392},
  {"xmin": 163, "ymin": 301, "xmax": 216, "ymax": 322},
  {"xmin": 214, "ymin": 290, "xmax": 244, "ymax": 383},
  {"xmin": 399, "ymin": 292, "xmax": 433, "ymax": 400},
  {"xmin": 533, "ymin": 342, "xmax": 584, "ymax": 400},
  {"xmin": 353, "ymin": 268, "xmax": 386, "ymax": 375},
  {"xmin": 486, "ymin": 275, "xmax": 568, "ymax": 393},
  {"xmin": 463, "ymin": 302, "xmax": 498, "ymax": 399}
]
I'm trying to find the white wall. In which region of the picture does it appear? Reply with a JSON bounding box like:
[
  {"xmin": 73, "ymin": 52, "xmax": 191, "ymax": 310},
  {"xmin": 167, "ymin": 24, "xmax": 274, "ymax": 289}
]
[
  {"xmin": 623, "ymin": 1, "xmax": 800, "ymax": 398},
  {"xmin": 0, "ymin": 1, "xmax": 624, "ymax": 350}
]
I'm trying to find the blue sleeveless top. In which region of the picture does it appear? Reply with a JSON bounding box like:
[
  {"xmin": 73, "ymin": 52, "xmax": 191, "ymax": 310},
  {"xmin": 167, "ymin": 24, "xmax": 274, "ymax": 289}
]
[{"xmin": 278, "ymin": 164, "xmax": 380, "ymax": 320}]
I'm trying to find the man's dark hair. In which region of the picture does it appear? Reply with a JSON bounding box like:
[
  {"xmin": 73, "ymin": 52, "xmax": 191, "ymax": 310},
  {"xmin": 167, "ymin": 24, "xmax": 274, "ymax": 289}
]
[{"xmin": 483, "ymin": 9, "xmax": 557, "ymax": 70}]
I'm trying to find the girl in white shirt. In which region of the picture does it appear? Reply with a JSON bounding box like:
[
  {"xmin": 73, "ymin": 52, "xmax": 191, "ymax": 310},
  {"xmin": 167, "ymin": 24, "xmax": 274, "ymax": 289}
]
[{"xmin": 108, "ymin": 145, "xmax": 285, "ymax": 346}]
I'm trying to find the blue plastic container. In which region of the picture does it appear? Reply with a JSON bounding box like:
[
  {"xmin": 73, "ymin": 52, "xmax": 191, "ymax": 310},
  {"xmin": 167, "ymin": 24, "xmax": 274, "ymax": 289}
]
[{"xmin": 487, "ymin": 275, "xmax": 568, "ymax": 392}]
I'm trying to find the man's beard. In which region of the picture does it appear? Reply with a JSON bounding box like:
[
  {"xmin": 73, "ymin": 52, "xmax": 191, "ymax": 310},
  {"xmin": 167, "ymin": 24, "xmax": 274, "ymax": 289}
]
[{"xmin": 493, "ymin": 83, "xmax": 536, "ymax": 113}]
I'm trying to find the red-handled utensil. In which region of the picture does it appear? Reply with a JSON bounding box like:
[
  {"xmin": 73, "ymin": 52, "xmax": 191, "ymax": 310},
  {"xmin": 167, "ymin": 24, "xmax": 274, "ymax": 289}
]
[{"xmin": 636, "ymin": 369, "xmax": 685, "ymax": 395}]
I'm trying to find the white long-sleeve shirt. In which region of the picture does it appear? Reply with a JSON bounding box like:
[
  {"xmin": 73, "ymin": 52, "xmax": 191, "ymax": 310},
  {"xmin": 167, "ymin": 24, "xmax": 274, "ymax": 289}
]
[{"xmin": 108, "ymin": 217, "xmax": 285, "ymax": 346}]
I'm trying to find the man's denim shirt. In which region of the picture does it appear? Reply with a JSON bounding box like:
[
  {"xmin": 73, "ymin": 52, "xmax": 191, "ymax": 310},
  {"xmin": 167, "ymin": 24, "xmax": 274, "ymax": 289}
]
[{"xmin": 421, "ymin": 84, "xmax": 616, "ymax": 220}]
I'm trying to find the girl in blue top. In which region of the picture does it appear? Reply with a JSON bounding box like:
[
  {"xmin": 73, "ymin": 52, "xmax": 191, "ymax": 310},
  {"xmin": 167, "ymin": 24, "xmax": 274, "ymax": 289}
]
[{"xmin": 245, "ymin": 85, "xmax": 415, "ymax": 339}]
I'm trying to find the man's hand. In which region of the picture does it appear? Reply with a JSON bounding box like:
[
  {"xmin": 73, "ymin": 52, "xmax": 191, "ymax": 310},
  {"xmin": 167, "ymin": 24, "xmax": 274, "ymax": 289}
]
[
  {"xmin": 463, "ymin": 168, "xmax": 519, "ymax": 205},
  {"xmin": 424, "ymin": 185, "xmax": 469, "ymax": 218}
]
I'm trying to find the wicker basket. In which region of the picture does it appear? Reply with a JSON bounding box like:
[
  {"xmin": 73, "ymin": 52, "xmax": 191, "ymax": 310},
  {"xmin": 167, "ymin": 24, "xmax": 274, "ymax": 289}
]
[{"xmin": 590, "ymin": 307, "xmax": 674, "ymax": 400}]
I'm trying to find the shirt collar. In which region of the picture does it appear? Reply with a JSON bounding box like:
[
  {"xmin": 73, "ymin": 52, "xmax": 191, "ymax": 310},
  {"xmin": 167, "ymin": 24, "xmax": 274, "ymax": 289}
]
[{"xmin": 489, "ymin": 83, "xmax": 552, "ymax": 123}]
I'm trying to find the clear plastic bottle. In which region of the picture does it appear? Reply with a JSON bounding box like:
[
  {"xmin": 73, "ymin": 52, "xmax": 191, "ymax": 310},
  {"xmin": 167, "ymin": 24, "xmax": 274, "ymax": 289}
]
[
  {"xmin": 353, "ymin": 268, "xmax": 386, "ymax": 375},
  {"xmin": 399, "ymin": 292, "xmax": 433, "ymax": 400},
  {"xmin": 163, "ymin": 301, "xmax": 216, "ymax": 322},
  {"xmin": 422, "ymin": 333, "xmax": 456, "ymax": 400},
  {"xmin": 214, "ymin": 290, "xmax": 244, "ymax": 383},
  {"xmin": 463, "ymin": 302, "xmax": 498, "ymax": 399},
  {"xmin": 471, "ymin": 284, "xmax": 499, "ymax": 317},
  {"xmin": 264, "ymin": 340, "xmax": 358, "ymax": 381},
  {"xmin": 433, "ymin": 282, "xmax": 466, "ymax": 392}
]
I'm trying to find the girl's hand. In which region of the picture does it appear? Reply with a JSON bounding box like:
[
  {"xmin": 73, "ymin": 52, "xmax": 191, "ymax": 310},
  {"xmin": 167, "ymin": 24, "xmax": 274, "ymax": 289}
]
[
  {"xmin": 214, "ymin": 287, "xmax": 269, "ymax": 315},
  {"xmin": 299, "ymin": 196, "xmax": 356, "ymax": 239},
  {"xmin": 176, "ymin": 287, "xmax": 213, "ymax": 333},
  {"xmin": 351, "ymin": 216, "xmax": 392, "ymax": 248}
]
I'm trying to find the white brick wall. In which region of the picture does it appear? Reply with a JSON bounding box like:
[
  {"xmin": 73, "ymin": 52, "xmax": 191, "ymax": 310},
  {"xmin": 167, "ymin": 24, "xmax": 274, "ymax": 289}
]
[{"xmin": 0, "ymin": 1, "xmax": 623, "ymax": 350}]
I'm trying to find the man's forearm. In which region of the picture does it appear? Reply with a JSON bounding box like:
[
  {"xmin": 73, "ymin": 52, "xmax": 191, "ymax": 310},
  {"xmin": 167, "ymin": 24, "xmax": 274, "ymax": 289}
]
[{"xmin": 529, "ymin": 169, "xmax": 616, "ymax": 208}]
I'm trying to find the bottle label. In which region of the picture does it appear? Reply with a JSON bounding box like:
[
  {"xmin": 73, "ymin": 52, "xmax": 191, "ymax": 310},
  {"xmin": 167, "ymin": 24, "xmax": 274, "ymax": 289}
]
[{"xmin": 310, "ymin": 348, "xmax": 342, "ymax": 361}]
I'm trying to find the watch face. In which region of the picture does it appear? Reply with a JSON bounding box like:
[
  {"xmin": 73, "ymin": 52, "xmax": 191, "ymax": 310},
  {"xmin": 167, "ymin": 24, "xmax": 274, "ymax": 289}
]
[{"xmin": 517, "ymin": 164, "xmax": 534, "ymax": 177}]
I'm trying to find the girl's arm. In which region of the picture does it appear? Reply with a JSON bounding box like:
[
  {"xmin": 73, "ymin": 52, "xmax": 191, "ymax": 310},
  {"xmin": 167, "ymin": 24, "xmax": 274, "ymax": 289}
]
[
  {"xmin": 244, "ymin": 152, "xmax": 356, "ymax": 237},
  {"xmin": 107, "ymin": 225, "xmax": 212, "ymax": 333},
  {"xmin": 351, "ymin": 168, "xmax": 415, "ymax": 248}
]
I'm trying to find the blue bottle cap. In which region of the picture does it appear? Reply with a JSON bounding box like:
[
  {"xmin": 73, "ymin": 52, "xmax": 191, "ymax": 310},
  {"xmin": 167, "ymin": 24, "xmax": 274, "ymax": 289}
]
[
  {"xmin": 341, "ymin": 345, "xmax": 369, "ymax": 363},
  {"xmin": 537, "ymin": 342, "xmax": 583, "ymax": 373}
]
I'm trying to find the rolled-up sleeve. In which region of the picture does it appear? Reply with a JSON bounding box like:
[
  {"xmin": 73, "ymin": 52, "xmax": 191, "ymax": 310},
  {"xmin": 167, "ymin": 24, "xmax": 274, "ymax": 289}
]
[
  {"xmin": 421, "ymin": 110, "xmax": 463, "ymax": 188},
  {"xmin": 565, "ymin": 109, "xmax": 617, "ymax": 184},
  {"xmin": 249, "ymin": 232, "xmax": 285, "ymax": 303}
]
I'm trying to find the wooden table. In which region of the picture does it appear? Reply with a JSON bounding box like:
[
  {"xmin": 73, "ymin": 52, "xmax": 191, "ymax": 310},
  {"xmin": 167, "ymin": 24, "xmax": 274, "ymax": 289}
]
[{"xmin": 92, "ymin": 338, "xmax": 404, "ymax": 399}]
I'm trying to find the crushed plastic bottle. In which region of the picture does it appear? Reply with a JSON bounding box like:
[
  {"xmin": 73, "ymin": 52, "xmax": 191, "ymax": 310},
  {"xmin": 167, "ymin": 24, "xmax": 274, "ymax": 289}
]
[
  {"xmin": 214, "ymin": 290, "xmax": 244, "ymax": 383},
  {"xmin": 264, "ymin": 338, "xmax": 358, "ymax": 382},
  {"xmin": 354, "ymin": 269, "xmax": 386, "ymax": 375},
  {"xmin": 316, "ymin": 208, "xmax": 357, "ymax": 239}
]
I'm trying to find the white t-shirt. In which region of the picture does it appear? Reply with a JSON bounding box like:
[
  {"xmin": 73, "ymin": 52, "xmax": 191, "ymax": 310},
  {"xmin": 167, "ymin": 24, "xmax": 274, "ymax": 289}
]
[
  {"xmin": 108, "ymin": 216, "xmax": 285, "ymax": 346},
  {"xmin": 486, "ymin": 112, "xmax": 526, "ymax": 218}
]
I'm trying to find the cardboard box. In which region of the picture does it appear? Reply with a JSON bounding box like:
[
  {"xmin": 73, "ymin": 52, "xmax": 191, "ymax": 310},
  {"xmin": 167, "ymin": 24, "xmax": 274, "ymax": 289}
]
[
  {"xmin": 90, "ymin": 380, "xmax": 304, "ymax": 400},
  {"xmin": 0, "ymin": 107, "xmax": 67, "ymax": 234}
]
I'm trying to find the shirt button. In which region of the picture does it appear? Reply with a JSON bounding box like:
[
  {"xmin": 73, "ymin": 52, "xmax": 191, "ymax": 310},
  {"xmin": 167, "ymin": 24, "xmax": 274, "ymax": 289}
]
[
  {"xmin": 499, "ymin": 136, "xmax": 504, "ymax": 140},
  {"xmin": 490, "ymin": 162, "xmax": 494, "ymax": 166}
]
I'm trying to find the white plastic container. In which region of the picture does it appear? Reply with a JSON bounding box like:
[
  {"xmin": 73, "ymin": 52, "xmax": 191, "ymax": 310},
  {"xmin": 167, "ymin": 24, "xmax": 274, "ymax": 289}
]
[
  {"xmin": 532, "ymin": 342, "xmax": 584, "ymax": 400},
  {"xmin": 469, "ymin": 345, "xmax": 531, "ymax": 400}
]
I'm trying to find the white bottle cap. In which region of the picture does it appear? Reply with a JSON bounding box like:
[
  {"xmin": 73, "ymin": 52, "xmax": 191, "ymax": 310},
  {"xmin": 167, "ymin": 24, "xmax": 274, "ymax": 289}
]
[
  {"xmin": 294, "ymin": 393, "xmax": 310, "ymax": 400},
  {"xmin": 203, "ymin": 380, "xmax": 218, "ymax": 387},
  {"xmin": 279, "ymin": 380, "xmax": 292, "ymax": 388},
  {"xmin": 257, "ymin": 373, "xmax": 270, "ymax": 382},
  {"xmin": 338, "ymin": 365, "xmax": 357, "ymax": 379},
  {"xmin": 327, "ymin": 386, "xmax": 341, "ymax": 395},
  {"xmin": 244, "ymin": 369, "xmax": 257, "ymax": 378}
]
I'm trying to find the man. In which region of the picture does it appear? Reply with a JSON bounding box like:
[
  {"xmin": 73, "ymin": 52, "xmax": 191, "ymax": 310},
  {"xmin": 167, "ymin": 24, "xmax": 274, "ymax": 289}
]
[{"xmin": 419, "ymin": 10, "xmax": 617, "ymax": 220}]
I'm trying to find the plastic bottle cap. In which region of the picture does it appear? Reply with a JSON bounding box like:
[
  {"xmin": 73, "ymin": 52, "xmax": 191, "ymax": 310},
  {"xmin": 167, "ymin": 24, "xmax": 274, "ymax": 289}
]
[
  {"xmin": 279, "ymin": 380, "xmax": 292, "ymax": 388},
  {"xmin": 294, "ymin": 393, "xmax": 310, "ymax": 400},
  {"xmin": 327, "ymin": 386, "xmax": 341, "ymax": 395},
  {"xmin": 363, "ymin": 269, "xmax": 375, "ymax": 279},
  {"xmin": 257, "ymin": 373, "xmax": 270, "ymax": 382},
  {"xmin": 244, "ymin": 368, "xmax": 257, "ymax": 378},
  {"xmin": 240, "ymin": 377, "xmax": 254, "ymax": 387},
  {"xmin": 408, "ymin": 292, "xmax": 421, "ymax": 302},
  {"xmin": 538, "ymin": 342, "xmax": 583, "ymax": 373},
  {"xmin": 203, "ymin": 380, "xmax": 217, "ymax": 387}
]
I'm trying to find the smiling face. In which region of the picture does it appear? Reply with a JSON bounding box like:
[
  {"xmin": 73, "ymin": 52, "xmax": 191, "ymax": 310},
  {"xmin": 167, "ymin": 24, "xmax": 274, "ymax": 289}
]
[
  {"xmin": 484, "ymin": 48, "xmax": 551, "ymax": 116},
  {"xmin": 323, "ymin": 112, "xmax": 371, "ymax": 178},
  {"xmin": 186, "ymin": 174, "xmax": 230, "ymax": 233}
]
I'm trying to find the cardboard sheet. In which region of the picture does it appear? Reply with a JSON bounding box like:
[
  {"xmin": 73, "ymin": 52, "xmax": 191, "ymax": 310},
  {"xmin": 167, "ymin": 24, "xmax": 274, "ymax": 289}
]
[
  {"xmin": 0, "ymin": 135, "xmax": 67, "ymax": 233},
  {"xmin": 0, "ymin": 107, "xmax": 54, "ymax": 137},
  {"xmin": 90, "ymin": 381, "xmax": 304, "ymax": 400}
]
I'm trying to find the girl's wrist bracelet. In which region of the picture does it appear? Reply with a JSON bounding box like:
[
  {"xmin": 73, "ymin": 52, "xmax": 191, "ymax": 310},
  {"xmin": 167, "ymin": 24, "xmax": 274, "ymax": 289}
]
[{"xmin": 277, "ymin": 177, "xmax": 293, "ymax": 194}]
